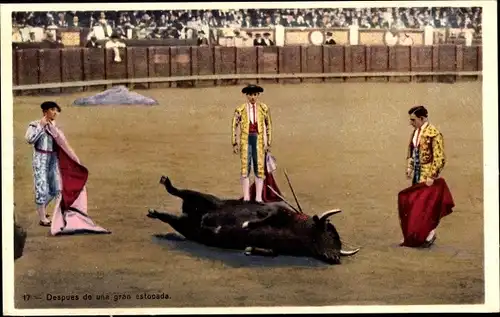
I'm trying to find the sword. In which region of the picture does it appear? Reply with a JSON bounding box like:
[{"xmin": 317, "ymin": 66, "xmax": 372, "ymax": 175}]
[
  {"xmin": 266, "ymin": 185, "xmax": 302, "ymax": 214},
  {"xmin": 284, "ymin": 169, "xmax": 303, "ymax": 213}
]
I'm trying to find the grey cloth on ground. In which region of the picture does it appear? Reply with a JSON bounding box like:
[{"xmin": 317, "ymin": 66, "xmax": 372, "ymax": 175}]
[{"xmin": 73, "ymin": 86, "xmax": 158, "ymax": 106}]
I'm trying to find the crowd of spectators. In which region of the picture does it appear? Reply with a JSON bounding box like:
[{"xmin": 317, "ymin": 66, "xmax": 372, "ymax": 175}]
[{"xmin": 12, "ymin": 7, "xmax": 482, "ymax": 43}]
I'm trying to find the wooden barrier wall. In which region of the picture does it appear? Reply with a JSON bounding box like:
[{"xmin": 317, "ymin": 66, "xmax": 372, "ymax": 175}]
[{"xmin": 13, "ymin": 45, "xmax": 482, "ymax": 92}]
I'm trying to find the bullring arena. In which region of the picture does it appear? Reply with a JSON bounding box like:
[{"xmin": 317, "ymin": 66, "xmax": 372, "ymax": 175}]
[
  {"xmin": 13, "ymin": 80, "xmax": 484, "ymax": 308},
  {"xmin": 6, "ymin": 6, "xmax": 490, "ymax": 309}
]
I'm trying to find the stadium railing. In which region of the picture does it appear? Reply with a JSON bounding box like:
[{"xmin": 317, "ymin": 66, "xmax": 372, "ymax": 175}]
[{"xmin": 12, "ymin": 44, "xmax": 482, "ymax": 92}]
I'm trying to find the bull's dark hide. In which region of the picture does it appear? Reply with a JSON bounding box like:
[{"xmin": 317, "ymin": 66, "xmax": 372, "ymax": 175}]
[
  {"xmin": 14, "ymin": 222, "xmax": 27, "ymax": 260},
  {"xmin": 147, "ymin": 176, "xmax": 360, "ymax": 265},
  {"xmin": 152, "ymin": 233, "xmax": 328, "ymax": 268}
]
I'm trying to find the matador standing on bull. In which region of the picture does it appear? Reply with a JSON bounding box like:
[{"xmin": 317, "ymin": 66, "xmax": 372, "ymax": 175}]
[{"xmin": 232, "ymin": 84, "xmax": 272, "ymax": 202}]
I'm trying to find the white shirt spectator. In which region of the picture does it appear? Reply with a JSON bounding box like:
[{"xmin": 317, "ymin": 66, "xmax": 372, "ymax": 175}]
[
  {"xmin": 105, "ymin": 39, "xmax": 127, "ymax": 63},
  {"xmin": 12, "ymin": 28, "xmax": 23, "ymax": 42},
  {"xmin": 384, "ymin": 30, "xmax": 399, "ymax": 46},
  {"xmin": 31, "ymin": 27, "xmax": 45, "ymax": 42},
  {"xmin": 45, "ymin": 28, "xmax": 57, "ymax": 41},
  {"xmin": 463, "ymin": 29, "xmax": 473, "ymax": 46},
  {"xmin": 394, "ymin": 18, "xmax": 406, "ymax": 29},
  {"xmin": 19, "ymin": 27, "xmax": 31, "ymax": 42},
  {"xmin": 105, "ymin": 39, "xmax": 126, "ymax": 49},
  {"xmin": 383, "ymin": 11, "xmax": 392, "ymax": 25},
  {"xmin": 424, "ymin": 24, "xmax": 434, "ymax": 45},
  {"xmin": 91, "ymin": 24, "xmax": 113, "ymax": 40},
  {"xmin": 90, "ymin": 26, "xmax": 105, "ymax": 40}
]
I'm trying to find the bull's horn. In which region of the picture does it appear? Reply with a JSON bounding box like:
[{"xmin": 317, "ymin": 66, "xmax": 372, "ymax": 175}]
[
  {"xmin": 340, "ymin": 248, "xmax": 360, "ymax": 256},
  {"xmin": 318, "ymin": 209, "xmax": 341, "ymax": 221}
]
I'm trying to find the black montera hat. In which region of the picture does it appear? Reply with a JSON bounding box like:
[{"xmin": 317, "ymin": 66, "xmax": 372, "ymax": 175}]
[
  {"xmin": 326, "ymin": 32, "xmax": 333, "ymax": 36},
  {"xmin": 242, "ymin": 84, "xmax": 264, "ymax": 94},
  {"xmin": 40, "ymin": 101, "xmax": 61, "ymax": 112}
]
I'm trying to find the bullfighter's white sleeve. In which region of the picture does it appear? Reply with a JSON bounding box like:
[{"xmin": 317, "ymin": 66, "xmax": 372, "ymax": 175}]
[{"xmin": 25, "ymin": 121, "xmax": 45, "ymax": 145}]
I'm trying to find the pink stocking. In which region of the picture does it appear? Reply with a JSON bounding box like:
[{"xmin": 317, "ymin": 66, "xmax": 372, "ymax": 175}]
[
  {"xmin": 242, "ymin": 177, "xmax": 250, "ymax": 201},
  {"xmin": 255, "ymin": 177, "xmax": 264, "ymax": 202}
]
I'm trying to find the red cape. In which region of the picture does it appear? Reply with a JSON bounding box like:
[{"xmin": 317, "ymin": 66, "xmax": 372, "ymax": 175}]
[
  {"xmin": 55, "ymin": 142, "xmax": 89, "ymax": 211},
  {"xmin": 398, "ymin": 178, "xmax": 454, "ymax": 247}
]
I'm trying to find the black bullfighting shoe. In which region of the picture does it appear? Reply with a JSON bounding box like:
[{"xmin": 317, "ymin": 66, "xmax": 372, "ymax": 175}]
[
  {"xmin": 422, "ymin": 234, "xmax": 437, "ymax": 248},
  {"xmin": 39, "ymin": 220, "xmax": 51, "ymax": 227}
]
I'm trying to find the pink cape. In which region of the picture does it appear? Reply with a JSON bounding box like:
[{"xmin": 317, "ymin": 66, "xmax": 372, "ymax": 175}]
[
  {"xmin": 46, "ymin": 125, "xmax": 110, "ymax": 236},
  {"xmin": 398, "ymin": 177, "xmax": 454, "ymax": 247}
]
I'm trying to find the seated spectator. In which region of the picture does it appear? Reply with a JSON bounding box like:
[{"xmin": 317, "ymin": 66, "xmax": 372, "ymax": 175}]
[
  {"xmin": 262, "ymin": 32, "xmax": 274, "ymax": 46},
  {"xmin": 27, "ymin": 31, "xmax": 37, "ymax": 42},
  {"xmin": 41, "ymin": 32, "xmax": 60, "ymax": 48},
  {"xmin": 233, "ymin": 30, "xmax": 247, "ymax": 47},
  {"xmin": 463, "ymin": 28, "xmax": 473, "ymax": 46},
  {"xmin": 18, "ymin": 25, "xmax": 31, "ymax": 42},
  {"xmin": 55, "ymin": 35, "xmax": 65, "ymax": 47},
  {"xmin": 115, "ymin": 26, "xmax": 129, "ymax": 39},
  {"xmin": 197, "ymin": 30, "xmax": 209, "ymax": 46},
  {"xmin": 148, "ymin": 28, "xmax": 163, "ymax": 39},
  {"xmin": 100, "ymin": 19, "xmax": 114, "ymax": 38},
  {"xmin": 12, "ymin": 27, "xmax": 23, "ymax": 42},
  {"xmin": 31, "ymin": 26, "xmax": 45, "ymax": 41},
  {"xmin": 10, "ymin": 7, "xmax": 483, "ymax": 46},
  {"xmin": 85, "ymin": 35, "xmax": 101, "ymax": 48},
  {"xmin": 89, "ymin": 21, "xmax": 109, "ymax": 40},
  {"xmin": 324, "ymin": 31, "xmax": 336, "ymax": 44},
  {"xmin": 384, "ymin": 27, "xmax": 399, "ymax": 46},
  {"xmin": 69, "ymin": 15, "xmax": 81, "ymax": 28},
  {"xmin": 136, "ymin": 26, "xmax": 149, "ymax": 39},
  {"xmin": 56, "ymin": 12, "xmax": 68, "ymax": 28},
  {"xmin": 241, "ymin": 15, "xmax": 252, "ymax": 28},
  {"xmin": 240, "ymin": 31, "xmax": 254, "ymax": 47},
  {"xmin": 183, "ymin": 27, "xmax": 195, "ymax": 39},
  {"xmin": 253, "ymin": 33, "xmax": 264, "ymax": 46}
]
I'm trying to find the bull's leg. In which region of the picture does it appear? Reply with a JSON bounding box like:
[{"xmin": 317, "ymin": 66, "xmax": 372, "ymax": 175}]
[
  {"xmin": 147, "ymin": 208, "xmax": 202, "ymax": 240},
  {"xmin": 160, "ymin": 176, "xmax": 222, "ymax": 212},
  {"xmin": 147, "ymin": 208, "xmax": 184, "ymax": 225},
  {"xmin": 200, "ymin": 213, "xmax": 223, "ymax": 234},
  {"xmin": 242, "ymin": 209, "xmax": 280, "ymax": 229},
  {"xmin": 244, "ymin": 246, "xmax": 277, "ymax": 257}
]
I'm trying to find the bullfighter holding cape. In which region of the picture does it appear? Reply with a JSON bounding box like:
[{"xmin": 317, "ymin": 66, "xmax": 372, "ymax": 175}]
[
  {"xmin": 398, "ymin": 105, "xmax": 454, "ymax": 247},
  {"xmin": 25, "ymin": 101, "xmax": 110, "ymax": 235},
  {"xmin": 232, "ymin": 84, "xmax": 282, "ymax": 202}
]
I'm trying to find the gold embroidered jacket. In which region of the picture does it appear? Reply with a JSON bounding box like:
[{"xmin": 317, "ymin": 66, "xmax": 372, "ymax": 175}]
[
  {"xmin": 231, "ymin": 102, "xmax": 272, "ymax": 178},
  {"xmin": 406, "ymin": 123, "xmax": 446, "ymax": 183}
]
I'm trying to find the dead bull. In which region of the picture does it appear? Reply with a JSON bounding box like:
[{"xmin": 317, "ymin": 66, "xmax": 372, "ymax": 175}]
[{"xmin": 147, "ymin": 176, "xmax": 360, "ymax": 264}]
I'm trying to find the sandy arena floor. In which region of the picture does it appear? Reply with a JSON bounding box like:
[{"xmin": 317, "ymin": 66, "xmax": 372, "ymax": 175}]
[{"xmin": 11, "ymin": 81, "xmax": 484, "ymax": 308}]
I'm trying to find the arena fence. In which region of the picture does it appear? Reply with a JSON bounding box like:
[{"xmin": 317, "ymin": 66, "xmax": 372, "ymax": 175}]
[{"xmin": 12, "ymin": 44, "xmax": 482, "ymax": 93}]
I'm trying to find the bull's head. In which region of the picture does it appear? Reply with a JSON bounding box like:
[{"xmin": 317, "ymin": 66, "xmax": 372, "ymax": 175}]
[{"xmin": 311, "ymin": 209, "xmax": 360, "ymax": 264}]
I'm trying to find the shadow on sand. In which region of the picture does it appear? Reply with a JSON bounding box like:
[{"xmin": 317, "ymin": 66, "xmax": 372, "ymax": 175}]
[{"xmin": 151, "ymin": 233, "xmax": 329, "ymax": 268}]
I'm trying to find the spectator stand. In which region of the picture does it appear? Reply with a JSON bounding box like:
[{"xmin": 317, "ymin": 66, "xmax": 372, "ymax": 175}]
[{"xmin": 12, "ymin": 7, "xmax": 482, "ymax": 48}]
